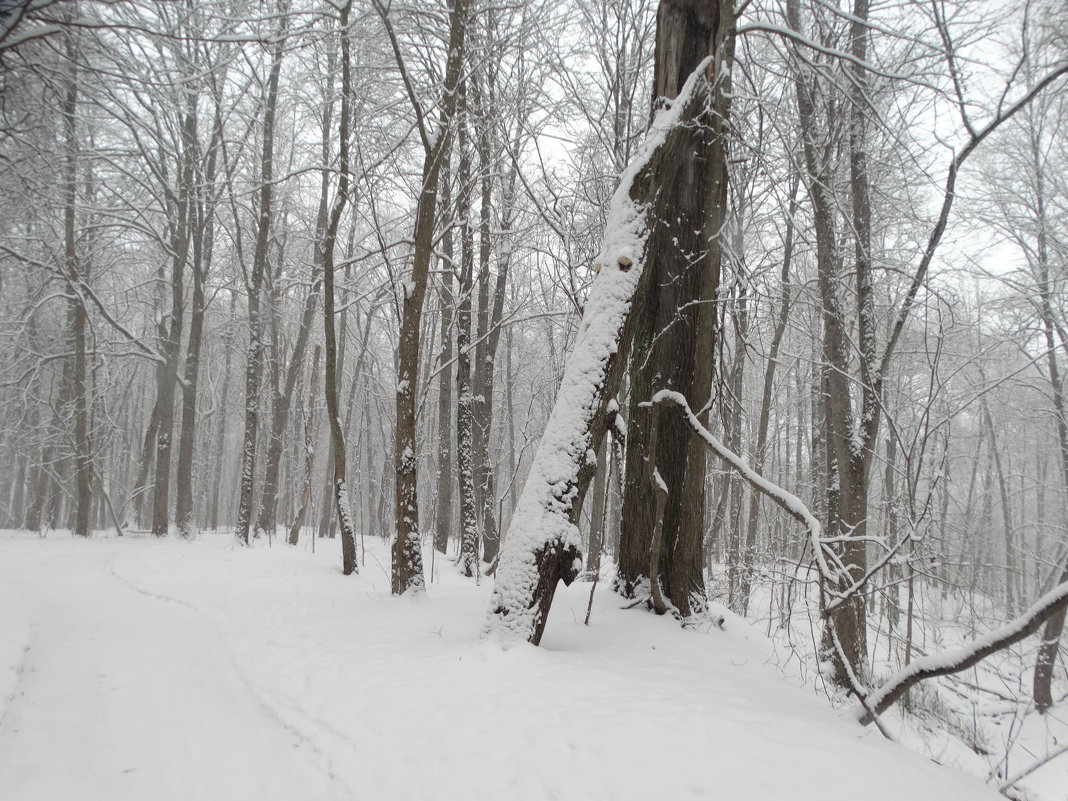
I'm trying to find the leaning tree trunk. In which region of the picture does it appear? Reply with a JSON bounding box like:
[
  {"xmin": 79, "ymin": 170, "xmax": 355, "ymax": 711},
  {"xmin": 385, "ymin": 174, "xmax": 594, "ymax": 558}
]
[
  {"xmin": 254, "ymin": 276, "xmax": 321, "ymax": 538},
  {"xmin": 615, "ymin": 0, "xmax": 734, "ymax": 620},
  {"xmin": 484, "ymin": 21, "xmax": 735, "ymax": 644}
]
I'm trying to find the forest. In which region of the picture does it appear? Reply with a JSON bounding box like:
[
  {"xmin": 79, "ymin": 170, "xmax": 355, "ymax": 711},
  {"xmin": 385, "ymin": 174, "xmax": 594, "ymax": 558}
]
[{"xmin": 1, "ymin": 0, "xmax": 1068, "ymax": 797}]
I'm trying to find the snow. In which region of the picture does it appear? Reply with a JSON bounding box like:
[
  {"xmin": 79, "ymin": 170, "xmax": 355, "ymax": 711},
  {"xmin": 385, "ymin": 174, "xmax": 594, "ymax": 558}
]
[{"xmin": 0, "ymin": 531, "xmax": 1013, "ymax": 801}]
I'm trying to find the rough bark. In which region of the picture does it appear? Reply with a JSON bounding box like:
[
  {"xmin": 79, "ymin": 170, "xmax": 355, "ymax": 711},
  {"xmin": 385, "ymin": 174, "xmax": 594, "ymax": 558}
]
[
  {"xmin": 389, "ymin": 0, "xmax": 469, "ymax": 594},
  {"xmin": 484, "ymin": 44, "xmax": 731, "ymax": 646},
  {"xmin": 616, "ymin": 0, "xmax": 734, "ymax": 619}
]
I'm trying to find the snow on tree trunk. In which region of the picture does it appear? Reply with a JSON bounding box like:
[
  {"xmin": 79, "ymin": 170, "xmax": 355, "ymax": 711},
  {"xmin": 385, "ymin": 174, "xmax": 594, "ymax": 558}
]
[{"xmin": 482, "ymin": 59, "xmax": 716, "ymax": 646}]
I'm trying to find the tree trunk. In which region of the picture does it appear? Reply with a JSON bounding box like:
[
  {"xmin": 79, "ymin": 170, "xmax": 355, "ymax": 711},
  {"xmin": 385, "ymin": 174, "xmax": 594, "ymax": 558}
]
[
  {"xmin": 433, "ymin": 163, "xmax": 455, "ymax": 555},
  {"xmin": 322, "ymin": 2, "xmax": 358, "ymax": 574},
  {"xmin": 176, "ymin": 104, "xmax": 220, "ymax": 538},
  {"xmin": 390, "ymin": 0, "xmax": 469, "ymax": 594},
  {"xmin": 455, "ymin": 107, "xmax": 480, "ymax": 576},
  {"xmin": 235, "ymin": 16, "xmax": 286, "ymax": 545},
  {"xmin": 289, "ymin": 344, "xmax": 322, "ymax": 545},
  {"xmin": 1032, "ymin": 130, "xmax": 1068, "ymax": 711},
  {"xmin": 61, "ymin": 39, "xmax": 92, "ymax": 538},
  {"xmin": 208, "ymin": 294, "xmax": 236, "ymax": 530},
  {"xmin": 485, "ymin": 11, "xmax": 735, "ymax": 643},
  {"xmin": 616, "ymin": 0, "xmax": 734, "ymax": 619},
  {"xmin": 738, "ymin": 179, "xmax": 798, "ymax": 614}
]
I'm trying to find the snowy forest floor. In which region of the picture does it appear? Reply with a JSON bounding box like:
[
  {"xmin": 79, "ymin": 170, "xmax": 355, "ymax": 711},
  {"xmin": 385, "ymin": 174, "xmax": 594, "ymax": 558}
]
[{"xmin": 0, "ymin": 530, "xmax": 1059, "ymax": 801}]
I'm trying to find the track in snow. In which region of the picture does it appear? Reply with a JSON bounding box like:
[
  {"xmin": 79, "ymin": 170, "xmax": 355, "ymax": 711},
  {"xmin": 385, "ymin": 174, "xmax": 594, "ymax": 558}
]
[{"xmin": 0, "ymin": 541, "xmax": 352, "ymax": 801}]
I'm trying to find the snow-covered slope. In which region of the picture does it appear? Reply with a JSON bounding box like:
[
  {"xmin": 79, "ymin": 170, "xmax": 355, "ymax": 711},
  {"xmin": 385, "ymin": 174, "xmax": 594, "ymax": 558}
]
[{"xmin": 0, "ymin": 532, "xmax": 1007, "ymax": 800}]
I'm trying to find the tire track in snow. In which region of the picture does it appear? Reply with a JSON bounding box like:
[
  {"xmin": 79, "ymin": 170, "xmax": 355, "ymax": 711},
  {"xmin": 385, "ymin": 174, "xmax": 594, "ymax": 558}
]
[{"xmin": 108, "ymin": 557, "xmax": 362, "ymax": 799}]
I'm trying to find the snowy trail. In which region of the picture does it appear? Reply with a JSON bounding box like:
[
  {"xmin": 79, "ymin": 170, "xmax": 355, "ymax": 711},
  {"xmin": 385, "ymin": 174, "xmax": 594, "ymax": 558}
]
[
  {"xmin": 0, "ymin": 533, "xmax": 1021, "ymax": 800},
  {"xmin": 0, "ymin": 540, "xmax": 351, "ymax": 801}
]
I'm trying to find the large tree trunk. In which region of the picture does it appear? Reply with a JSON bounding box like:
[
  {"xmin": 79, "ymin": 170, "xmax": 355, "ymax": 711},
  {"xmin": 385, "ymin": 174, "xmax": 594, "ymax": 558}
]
[
  {"xmin": 175, "ymin": 105, "xmax": 220, "ymax": 539},
  {"xmin": 484, "ymin": 14, "xmax": 735, "ymax": 643},
  {"xmin": 615, "ymin": 0, "xmax": 734, "ymax": 620},
  {"xmin": 389, "ymin": 0, "xmax": 469, "ymax": 594},
  {"xmin": 150, "ymin": 96, "xmax": 197, "ymax": 538}
]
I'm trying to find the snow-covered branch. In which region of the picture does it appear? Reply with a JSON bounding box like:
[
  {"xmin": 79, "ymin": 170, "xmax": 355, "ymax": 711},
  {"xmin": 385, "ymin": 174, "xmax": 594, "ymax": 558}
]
[
  {"xmin": 648, "ymin": 390, "xmax": 839, "ymax": 588},
  {"xmin": 857, "ymin": 581, "xmax": 1068, "ymax": 725}
]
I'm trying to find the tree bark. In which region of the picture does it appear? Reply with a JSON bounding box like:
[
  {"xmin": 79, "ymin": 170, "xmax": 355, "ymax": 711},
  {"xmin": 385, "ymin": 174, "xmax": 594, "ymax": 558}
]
[
  {"xmin": 616, "ymin": 0, "xmax": 734, "ymax": 619},
  {"xmin": 322, "ymin": 1, "xmax": 358, "ymax": 574},
  {"xmin": 235, "ymin": 13, "xmax": 286, "ymax": 545},
  {"xmin": 455, "ymin": 106, "xmax": 480, "ymax": 576},
  {"xmin": 289, "ymin": 344, "xmax": 321, "ymax": 545},
  {"xmin": 61, "ymin": 35, "xmax": 92, "ymax": 538},
  {"xmin": 389, "ymin": 0, "xmax": 469, "ymax": 594},
  {"xmin": 484, "ymin": 28, "xmax": 734, "ymax": 644}
]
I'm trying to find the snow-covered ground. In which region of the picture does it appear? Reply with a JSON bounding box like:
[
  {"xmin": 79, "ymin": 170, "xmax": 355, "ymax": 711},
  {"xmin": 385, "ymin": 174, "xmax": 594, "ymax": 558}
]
[{"xmin": 0, "ymin": 530, "xmax": 1031, "ymax": 800}]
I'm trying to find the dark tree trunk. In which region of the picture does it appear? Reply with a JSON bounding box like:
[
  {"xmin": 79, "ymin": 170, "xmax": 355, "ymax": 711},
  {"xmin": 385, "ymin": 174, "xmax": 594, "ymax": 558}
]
[
  {"xmin": 150, "ymin": 96, "xmax": 198, "ymax": 538},
  {"xmin": 176, "ymin": 105, "xmax": 220, "ymax": 538},
  {"xmin": 390, "ymin": 0, "xmax": 469, "ymax": 594},
  {"xmin": 485, "ymin": 1, "xmax": 736, "ymax": 645},
  {"xmin": 615, "ymin": 0, "xmax": 734, "ymax": 618}
]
